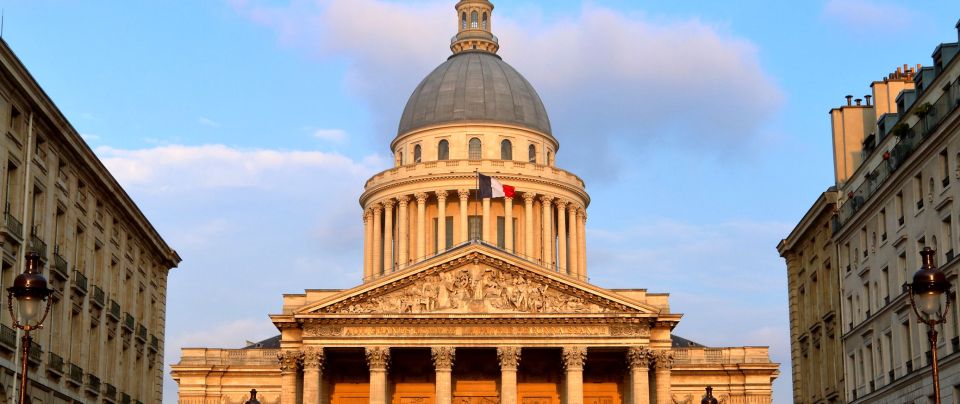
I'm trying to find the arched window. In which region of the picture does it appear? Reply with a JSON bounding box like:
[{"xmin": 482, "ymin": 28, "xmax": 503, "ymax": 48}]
[
  {"xmin": 500, "ymin": 139, "xmax": 512, "ymax": 160},
  {"xmin": 482, "ymin": 12, "xmax": 488, "ymax": 30},
  {"xmin": 528, "ymin": 145, "xmax": 536, "ymax": 163},
  {"xmin": 397, "ymin": 151, "xmax": 404, "ymax": 166},
  {"xmin": 547, "ymin": 151, "xmax": 552, "ymax": 166},
  {"xmin": 438, "ymin": 140, "xmax": 450, "ymax": 161},
  {"xmin": 414, "ymin": 144, "xmax": 422, "ymax": 163},
  {"xmin": 461, "ymin": 12, "xmax": 467, "ymax": 30},
  {"xmin": 469, "ymin": 138, "xmax": 482, "ymax": 160},
  {"xmin": 471, "ymin": 11, "xmax": 479, "ymax": 29}
]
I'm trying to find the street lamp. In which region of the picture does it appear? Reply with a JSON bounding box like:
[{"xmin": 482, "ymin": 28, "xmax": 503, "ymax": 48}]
[
  {"xmin": 701, "ymin": 386, "xmax": 719, "ymax": 404},
  {"xmin": 908, "ymin": 247, "xmax": 953, "ymax": 404},
  {"xmin": 244, "ymin": 389, "xmax": 261, "ymax": 404},
  {"xmin": 6, "ymin": 252, "xmax": 53, "ymax": 404}
]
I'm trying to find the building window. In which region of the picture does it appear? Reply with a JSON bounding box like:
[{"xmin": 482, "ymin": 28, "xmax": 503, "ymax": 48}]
[
  {"xmin": 915, "ymin": 173, "xmax": 924, "ymax": 210},
  {"xmin": 468, "ymin": 215, "xmax": 482, "ymax": 241},
  {"xmin": 413, "ymin": 144, "xmax": 422, "ymax": 163},
  {"xmin": 940, "ymin": 149, "xmax": 950, "ymax": 187},
  {"xmin": 943, "ymin": 216, "xmax": 954, "ymax": 262},
  {"xmin": 896, "ymin": 191, "xmax": 905, "ymax": 226},
  {"xmin": 482, "ymin": 12, "xmax": 488, "ymax": 30},
  {"xmin": 434, "ymin": 217, "xmax": 453, "ymax": 250},
  {"xmin": 500, "ymin": 139, "xmax": 512, "ymax": 160},
  {"xmin": 471, "ymin": 11, "xmax": 478, "ymax": 28},
  {"xmin": 469, "ymin": 138, "xmax": 482, "ymax": 160},
  {"xmin": 879, "ymin": 209, "xmax": 887, "ymax": 241},
  {"xmin": 528, "ymin": 145, "xmax": 536, "ymax": 163},
  {"xmin": 461, "ymin": 12, "xmax": 467, "ymax": 30},
  {"xmin": 438, "ymin": 140, "xmax": 449, "ymax": 161}
]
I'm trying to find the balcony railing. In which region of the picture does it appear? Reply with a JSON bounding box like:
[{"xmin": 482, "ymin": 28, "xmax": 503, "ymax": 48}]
[
  {"xmin": 105, "ymin": 384, "xmax": 117, "ymax": 401},
  {"xmin": 86, "ymin": 373, "xmax": 101, "ymax": 395},
  {"xmin": 109, "ymin": 300, "xmax": 121, "ymax": 321},
  {"xmin": 72, "ymin": 270, "xmax": 88, "ymax": 295},
  {"xmin": 52, "ymin": 252, "xmax": 69, "ymax": 280},
  {"xmin": 123, "ymin": 313, "xmax": 135, "ymax": 332},
  {"xmin": 2, "ymin": 211, "xmax": 22, "ymax": 240},
  {"xmin": 67, "ymin": 363, "xmax": 83, "ymax": 386},
  {"xmin": 28, "ymin": 341, "xmax": 41, "ymax": 365},
  {"xmin": 29, "ymin": 233, "xmax": 47, "ymax": 258},
  {"xmin": 837, "ymin": 89, "xmax": 960, "ymax": 230},
  {"xmin": 91, "ymin": 285, "xmax": 105, "ymax": 308},
  {"xmin": 121, "ymin": 393, "xmax": 131, "ymax": 404},
  {"xmin": 150, "ymin": 335, "xmax": 159, "ymax": 352},
  {"xmin": 47, "ymin": 352, "xmax": 64, "ymax": 375},
  {"xmin": 136, "ymin": 324, "xmax": 147, "ymax": 342},
  {"xmin": 0, "ymin": 325, "xmax": 16, "ymax": 351}
]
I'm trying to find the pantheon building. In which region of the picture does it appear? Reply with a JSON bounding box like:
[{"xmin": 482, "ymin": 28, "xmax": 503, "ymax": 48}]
[{"xmin": 172, "ymin": 1, "xmax": 779, "ymax": 403}]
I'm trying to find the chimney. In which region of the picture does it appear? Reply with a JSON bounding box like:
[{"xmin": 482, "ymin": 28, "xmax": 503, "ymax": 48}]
[
  {"xmin": 865, "ymin": 95, "xmax": 872, "ymax": 106},
  {"xmin": 846, "ymin": 95, "xmax": 854, "ymax": 106},
  {"xmin": 855, "ymin": 98, "xmax": 862, "ymax": 106}
]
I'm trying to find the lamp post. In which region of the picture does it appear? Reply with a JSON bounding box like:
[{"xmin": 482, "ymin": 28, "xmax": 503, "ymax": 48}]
[
  {"xmin": 6, "ymin": 252, "xmax": 53, "ymax": 404},
  {"xmin": 701, "ymin": 386, "xmax": 718, "ymax": 404},
  {"xmin": 907, "ymin": 247, "xmax": 953, "ymax": 404}
]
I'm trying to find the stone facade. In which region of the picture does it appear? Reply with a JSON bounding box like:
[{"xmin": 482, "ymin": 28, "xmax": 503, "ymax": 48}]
[
  {"xmin": 0, "ymin": 39, "xmax": 180, "ymax": 403},
  {"xmin": 172, "ymin": 1, "xmax": 779, "ymax": 403},
  {"xmin": 781, "ymin": 19, "xmax": 960, "ymax": 404}
]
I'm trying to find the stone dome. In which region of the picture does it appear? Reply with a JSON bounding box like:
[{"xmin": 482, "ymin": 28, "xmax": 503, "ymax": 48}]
[{"xmin": 397, "ymin": 51, "xmax": 553, "ymax": 139}]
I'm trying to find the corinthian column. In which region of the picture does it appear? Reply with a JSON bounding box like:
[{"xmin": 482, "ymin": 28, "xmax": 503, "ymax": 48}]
[
  {"xmin": 436, "ymin": 190, "xmax": 449, "ymax": 252},
  {"xmin": 578, "ymin": 209, "xmax": 587, "ymax": 278},
  {"xmin": 415, "ymin": 192, "xmax": 429, "ymax": 261},
  {"xmin": 627, "ymin": 347, "xmax": 652, "ymax": 404},
  {"xmin": 504, "ymin": 194, "xmax": 514, "ymax": 252},
  {"xmin": 363, "ymin": 209, "xmax": 372, "ymax": 281},
  {"xmin": 458, "ymin": 189, "xmax": 470, "ymax": 243},
  {"xmin": 498, "ymin": 347, "xmax": 521, "ymax": 404},
  {"xmin": 277, "ymin": 350, "xmax": 303, "ymax": 404},
  {"xmin": 432, "ymin": 347, "xmax": 455, "ymax": 404},
  {"xmin": 540, "ymin": 196, "xmax": 554, "ymax": 268},
  {"xmin": 523, "ymin": 192, "xmax": 535, "ymax": 258},
  {"xmin": 567, "ymin": 204, "xmax": 579, "ymax": 278},
  {"xmin": 397, "ymin": 196, "xmax": 410, "ymax": 269},
  {"xmin": 562, "ymin": 347, "xmax": 586, "ymax": 404},
  {"xmin": 555, "ymin": 199, "xmax": 568, "ymax": 275},
  {"xmin": 303, "ymin": 347, "xmax": 325, "ymax": 404},
  {"xmin": 383, "ymin": 198, "xmax": 395, "ymax": 274},
  {"xmin": 372, "ymin": 204, "xmax": 383, "ymax": 278},
  {"xmin": 652, "ymin": 350, "xmax": 674, "ymax": 404},
  {"xmin": 366, "ymin": 347, "xmax": 391, "ymax": 404},
  {"xmin": 482, "ymin": 197, "xmax": 492, "ymax": 243}
]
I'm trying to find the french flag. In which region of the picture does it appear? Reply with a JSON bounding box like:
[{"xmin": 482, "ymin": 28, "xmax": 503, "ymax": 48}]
[{"xmin": 478, "ymin": 173, "xmax": 515, "ymax": 198}]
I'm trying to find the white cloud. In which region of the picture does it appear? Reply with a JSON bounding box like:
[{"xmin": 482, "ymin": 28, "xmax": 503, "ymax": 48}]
[
  {"xmin": 230, "ymin": 0, "xmax": 782, "ymax": 179},
  {"xmin": 80, "ymin": 133, "xmax": 100, "ymax": 141},
  {"xmin": 313, "ymin": 128, "xmax": 348, "ymax": 143},
  {"xmin": 198, "ymin": 116, "xmax": 222, "ymax": 128},
  {"xmin": 822, "ymin": 0, "xmax": 916, "ymax": 33}
]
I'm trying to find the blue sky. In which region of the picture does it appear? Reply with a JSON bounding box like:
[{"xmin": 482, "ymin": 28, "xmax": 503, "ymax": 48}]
[{"xmin": 3, "ymin": 0, "xmax": 960, "ymax": 402}]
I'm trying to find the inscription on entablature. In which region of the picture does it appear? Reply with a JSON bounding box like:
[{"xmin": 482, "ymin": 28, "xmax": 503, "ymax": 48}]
[{"xmin": 303, "ymin": 324, "xmax": 627, "ymax": 337}]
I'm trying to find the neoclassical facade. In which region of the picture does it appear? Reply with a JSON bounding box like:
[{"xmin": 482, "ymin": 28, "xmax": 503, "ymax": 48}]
[{"xmin": 172, "ymin": 1, "xmax": 779, "ymax": 403}]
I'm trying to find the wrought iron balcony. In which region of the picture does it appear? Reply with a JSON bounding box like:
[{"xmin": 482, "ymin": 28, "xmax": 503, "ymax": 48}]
[
  {"xmin": 108, "ymin": 299, "xmax": 121, "ymax": 321},
  {"xmin": 121, "ymin": 393, "xmax": 131, "ymax": 404},
  {"xmin": 149, "ymin": 335, "xmax": 159, "ymax": 353},
  {"xmin": 2, "ymin": 211, "xmax": 22, "ymax": 241},
  {"xmin": 0, "ymin": 325, "xmax": 16, "ymax": 352},
  {"xmin": 67, "ymin": 363, "xmax": 83, "ymax": 386},
  {"xmin": 47, "ymin": 352, "xmax": 64, "ymax": 375},
  {"xmin": 52, "ymin": 252, "xmax": 69, "ymax": 280},
  {"xmin": 91, "ymin": 285, "xmax": 105, "ymax": 308},
  {"xmin": 136, "ymin": 324, "xmax": 147, "ymax": 342},
  {"xmin": 29, "ymin": 233, "xmax": 47, "ymax": 258},
  {"xmin": 104, "ymin": 384, "xmax": 117, "ymax": 402},
  {"xmin": 72, "ymin": 270, "xmax": 88, "ymax": 295},
  {"xmin": 123, "ymin": 313, "xmax": 135, "ymax": 332},
  {"xmin": 28, "ymin": 340, "xmax": 41, "ymax": 365},
  {"xmin": 86, "ymin": 373, "xmax": 101, "ymax": 395}
]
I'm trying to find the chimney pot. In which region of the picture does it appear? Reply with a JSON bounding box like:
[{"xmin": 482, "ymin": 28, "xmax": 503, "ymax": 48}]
[
  {"xmin": 855, "ymin": 98, "xmax": 862, "ymax": 106},
  {"xmin": 865, "ymin": 95, "xmax": 872, "ymax": 106},
  {"xmin": 846, "ymin": 95, "xmax": 854, "ymax": 106}
]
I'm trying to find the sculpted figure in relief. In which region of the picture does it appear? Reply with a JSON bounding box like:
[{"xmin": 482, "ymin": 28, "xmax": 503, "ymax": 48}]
[{"xmin": 333, "ymin": 266, "xmax": 608, "ymax": 314}]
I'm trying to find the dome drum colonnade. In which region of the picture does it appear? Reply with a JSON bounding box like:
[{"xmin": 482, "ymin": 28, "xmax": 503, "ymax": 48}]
[{"xmin": 361, "ymin": 187, "xmax": 588, "ymax": 281}]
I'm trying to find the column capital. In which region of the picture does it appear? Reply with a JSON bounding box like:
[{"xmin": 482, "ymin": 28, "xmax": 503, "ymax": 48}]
[
  {"xmin": 382, "ymin": 198, "xmax": 397, "ymax": 209},
  {"xmin": 522, "ymin": 192, "xmax": 536, "ymax": 203},
  {"xmin": 652, "ymin": 349, "xmax": 674, "ymax": 370},
  {"xmin": 435, "ymin": 190, "xmax": 449, "ymax": 202},
  {"xmin": 577, "ymin": 209, "xmax": 587, "ymax": 221},
  {"xmin": 539, "ymin": 195, "xmax": 554, "ymax": 205},
  {"xmin": 371, "ymin": 203, "xmax": 383, "ymax": 214},
  {"xmin": 626, "ymin": 347, "xmax": 653, "ymax": 370},
  {"xmin": 554, "ymin": 199, "xmax": 568, "ymax": 209},
  {"xmin": 365, "ymin": 347, "xmax": 391, "ymax": 371},
  {"xmin": 415, "ymin": 192, "xmax": 430, "ymax": 204},
  {"xmin": 562, "ymin": 346, "xmax": 587, "ymax": 371},
  {"xmin": 302, "ymin": 346, "xmax": 325, "ymax": 370},
  {"xmin": 397, "ymin": 195, "xmax": 411, "ymax": 206},
  {"xmin": 497, "ymin": 347, "xmax": 521, "ymax": 371},
  {"xmin": 277, "ymin": 349, "xmax": 303, "ymax": 373},
  {"xmin": 568, "ymin": 203, "xmax": 580, "ymax": 213},
  {"xmin": 364, "ymin": 209, "xmax": 372, "ymax": 222},
  {"xmin": 431, "ymin": 347, "xmax": 456, "ymax": 371},
  {"xmin": 458, "ymin": 189, "xmax": 471, "ymax": 200}
]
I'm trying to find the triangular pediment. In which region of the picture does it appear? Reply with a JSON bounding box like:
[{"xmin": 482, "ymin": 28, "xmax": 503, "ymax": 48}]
[{"xmin": 297, "ymin": 244, "xmax": 659, "ymax": 316}]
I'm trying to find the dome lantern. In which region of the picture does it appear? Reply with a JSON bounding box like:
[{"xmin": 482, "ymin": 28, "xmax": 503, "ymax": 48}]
[{"xmin": 451, "ymin": 0, "xmax": 498, "ymax": 54}]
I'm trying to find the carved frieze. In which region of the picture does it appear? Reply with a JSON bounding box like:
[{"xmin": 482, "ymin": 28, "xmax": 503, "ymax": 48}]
[
  {"xmin": 303, "ymin": 325, "xmax": 344, "ymax": 337},
  {"xmin": 303, "ymin": 324, "xmax": 613, "ymax": 337},
  {"xmin": 319, "ymin": 253, "xmax": 621, "ymax": 314},
  {"xmin": 610, "ymin": 324, "xmax": 650, "ymax": 337}
]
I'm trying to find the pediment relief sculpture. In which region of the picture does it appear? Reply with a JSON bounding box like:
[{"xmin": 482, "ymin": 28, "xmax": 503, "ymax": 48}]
[{"xmin": 316, "ymin": 253, "xmax": 634, "ymax": 314}]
